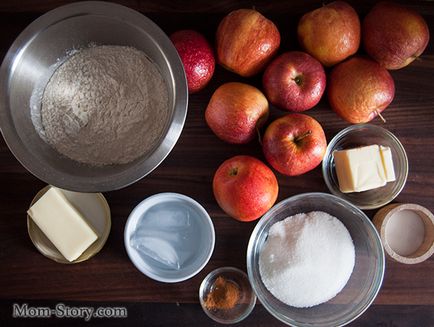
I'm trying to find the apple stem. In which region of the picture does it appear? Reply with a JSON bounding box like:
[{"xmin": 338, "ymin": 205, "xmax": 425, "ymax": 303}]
[
  {"xmin": 229, "ymin": 167, "xmax": 238, "ymax": 176},
  {"xmin": 257, "ymin": 127, "xmax": 263, "ymax": 145},
  {"xmin": 294, "ymin": 130, "xmax": 312, "ymax": 143},
  {"xmin": 293, "ymin": 75, "xmax": 303, "ymax": 86},
  {"xmin": 376, "ymin": 111, "xmax": 386, "ymax": 123},
  {"xmin": 256, "ymin": 112, "xmax": 268, "ymax": 146}
]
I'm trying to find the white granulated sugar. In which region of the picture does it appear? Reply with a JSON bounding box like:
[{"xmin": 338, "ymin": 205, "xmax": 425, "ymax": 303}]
[
  {"xmin": 259, "ymin": 211, "xmax": 355, "ymax": 308},
  {"xmin": 39, "ymin": 45, "xmax": 169, "ymax": 166}
]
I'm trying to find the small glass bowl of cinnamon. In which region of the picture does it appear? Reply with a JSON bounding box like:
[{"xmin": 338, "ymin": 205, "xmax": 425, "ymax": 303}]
[{"xmin": 199, "ymin": 267, "xmax": 256, "ymax": 324}]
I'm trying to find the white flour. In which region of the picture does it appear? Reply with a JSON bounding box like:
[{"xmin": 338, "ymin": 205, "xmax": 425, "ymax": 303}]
[
  {"xmin": 37, "ymin": 45, "xmax": 169, "ymax": 166},
  {"xmin": 259, "ymin": 211, "xmax": 355, "ymax": 308}
]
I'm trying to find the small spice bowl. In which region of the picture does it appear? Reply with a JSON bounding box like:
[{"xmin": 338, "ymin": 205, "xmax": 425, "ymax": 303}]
[
  {"xmin": 373, "ymin": 203, "xmax": 434, "ymax": 264},
  {"xmin": 199, "ymin": 267, "xmax": 256, "ymax": 324}
]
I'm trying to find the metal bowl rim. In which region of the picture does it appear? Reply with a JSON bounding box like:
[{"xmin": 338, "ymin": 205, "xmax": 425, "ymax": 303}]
[{"xmin": 0, "ymin": 1, "xmax": 188, "ymax": 192}]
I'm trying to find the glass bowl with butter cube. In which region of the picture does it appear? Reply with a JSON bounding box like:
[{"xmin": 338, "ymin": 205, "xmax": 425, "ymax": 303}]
[{"xmin": 322, "ymin": 124, "xmax": 408, "ymax": 210}]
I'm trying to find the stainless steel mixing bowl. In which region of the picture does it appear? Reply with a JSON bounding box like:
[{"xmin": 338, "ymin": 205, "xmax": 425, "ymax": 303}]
[{"xmin": 0, "ymin": 1, "xmax": 188, "ymax": 192}]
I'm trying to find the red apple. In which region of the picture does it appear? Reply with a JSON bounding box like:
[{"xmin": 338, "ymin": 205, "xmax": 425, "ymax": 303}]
[
  {"xmin": 363, "ymin": 2, "xmax": 430, "ymax": 70},
  {"xmin": 263, "ymin": 51, "xmax": 326, "ymax": 112},
  {"xmin": 328, "ymin": 57, "xmax": 395, "ymax": 124},
  {"xmin": 216, "ymin": 9, "xmax": 280, "ymax": 77},
  {"xmin": 213, "ymin": 155, "xmax": 278, "ymax": 222},
  {"xmin": 262, "ymin": 114, "xmax": 327, "ymax": 176},
  {"xmin": 297, "ymin": 1, "xmax": 360, "ymax": 67},
  {"xmin": 170, "ymin": 30, "xmax": 215, "ymax": 93},
  {"xmin": 205, "ymin": 82, "xmax": 269, "ymax": 144}
]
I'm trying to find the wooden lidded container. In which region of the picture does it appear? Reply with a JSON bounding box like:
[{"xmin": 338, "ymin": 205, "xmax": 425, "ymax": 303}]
[{"xmin": 373, "ymin": 203, "xmax": 434, "ymax": 264}]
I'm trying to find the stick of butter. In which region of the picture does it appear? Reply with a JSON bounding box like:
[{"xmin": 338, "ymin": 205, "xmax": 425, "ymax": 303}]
[
  {"xmin": 333, "ymin": 145, "xmax": 396, "ymax": 193},
  {"xmin": 27, "ymin": 187, "xmax": 98, "ymax": 262}
]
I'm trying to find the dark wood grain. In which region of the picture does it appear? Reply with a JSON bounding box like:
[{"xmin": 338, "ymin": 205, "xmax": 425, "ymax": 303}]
[
  {"xmin": 0, "ymin": 1, "xmax": 433, "ymax": 326},
  {"xmin": 0, "ymin": 301, "xmax": 433, "ymax": 326}
]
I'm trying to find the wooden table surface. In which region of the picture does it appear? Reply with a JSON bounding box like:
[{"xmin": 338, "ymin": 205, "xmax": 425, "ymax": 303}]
[{"xmin": 0, "ymin": 1, "xmax": 433, "ymax": 326}]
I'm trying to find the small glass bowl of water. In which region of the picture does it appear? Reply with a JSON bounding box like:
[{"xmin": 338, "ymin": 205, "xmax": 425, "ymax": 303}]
[
  {"xmin": 322, "ymin": 124, "xmax": 408, "ymax": 210},
  {"xmin": 124, "ymin": 193, "xmax": 215, "ymax": 283}
]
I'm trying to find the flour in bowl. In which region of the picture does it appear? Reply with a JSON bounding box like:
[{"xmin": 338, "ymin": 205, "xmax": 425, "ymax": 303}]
[{"xmin": 38, "ymin": 45, "xmax": 169, "ymax": 166}]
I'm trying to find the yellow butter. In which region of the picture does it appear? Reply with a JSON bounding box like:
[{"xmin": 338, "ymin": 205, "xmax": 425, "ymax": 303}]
[
  {"xmin": 334, "ymin": 145, "xmax": 395, "ymax": 193},
  {"xmin": 27, "ymin": 187, "xmax": 98, "ymax": 262},
  {"xmin": 380, "ymin": 145, "xmax": 396, "ymax": 182}
]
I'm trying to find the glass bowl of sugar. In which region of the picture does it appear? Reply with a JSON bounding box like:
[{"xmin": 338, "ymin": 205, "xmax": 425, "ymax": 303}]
[{"xmin": 247, "ymin": 193, "xmax": 385, "ymax": 327}]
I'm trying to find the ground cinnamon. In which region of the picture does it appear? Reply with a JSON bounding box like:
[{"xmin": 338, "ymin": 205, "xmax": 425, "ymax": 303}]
[{"xmin": 204, "ymin": 276, "xmax": 240, "ymax": 310}]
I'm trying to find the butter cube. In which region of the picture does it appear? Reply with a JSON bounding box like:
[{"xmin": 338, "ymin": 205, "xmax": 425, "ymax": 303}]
[
  {"xmin": 27, "ymin": 187, "xmax": 98, "ymax": 262},
  {"xmin": 333, "ymin": 145, "xmax": 395, "ymax": 193},
  {"xmin": 380, "ymin": 146, "xmax": 396, "ymax": 182}
]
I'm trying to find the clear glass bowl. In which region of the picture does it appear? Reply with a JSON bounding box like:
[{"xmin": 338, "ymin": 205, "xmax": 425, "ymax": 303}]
[
  {"xmin": 124, "ymin": 193, "xmax": 215, "ymax": 283},
  {"xmin": 247, "ymin": 193, "xmax": 385, "ymax": 327},
  {"xmin": 322, "ymin": 124, "xmax": 408, "ymax": 210},
  {"xmin": 199, "ymin": 267, "xmax": 256, "ymax": 324}
]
